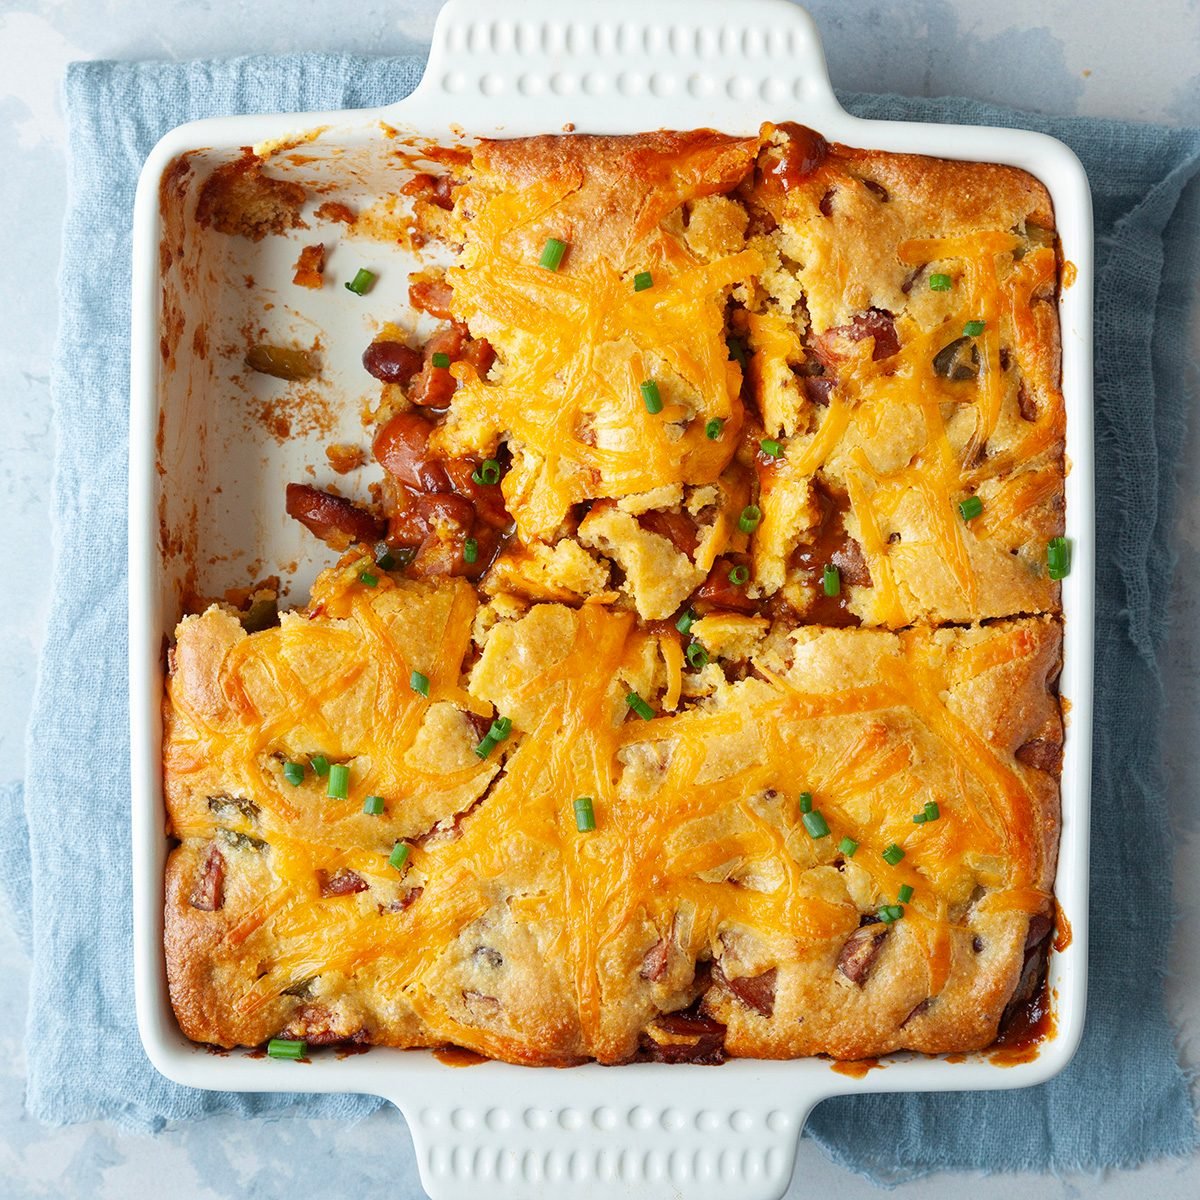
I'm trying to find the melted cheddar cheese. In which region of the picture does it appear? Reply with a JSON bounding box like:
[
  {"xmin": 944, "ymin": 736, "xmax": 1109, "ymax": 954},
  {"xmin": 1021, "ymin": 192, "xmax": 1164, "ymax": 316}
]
[
  {"xmin": 164, "ymin": 566, "xmax": 1062, "ymax": 1063},
  {"xmin": 165, "ymin": 125, "xmax": 1067, "ymax": 1065}
]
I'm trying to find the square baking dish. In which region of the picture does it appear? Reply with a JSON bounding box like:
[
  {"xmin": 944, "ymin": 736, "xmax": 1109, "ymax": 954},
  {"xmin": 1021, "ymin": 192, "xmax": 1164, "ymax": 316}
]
[{"xmin": 128, "ymin": 2, "xmax": 1094, "ymax": 1196}]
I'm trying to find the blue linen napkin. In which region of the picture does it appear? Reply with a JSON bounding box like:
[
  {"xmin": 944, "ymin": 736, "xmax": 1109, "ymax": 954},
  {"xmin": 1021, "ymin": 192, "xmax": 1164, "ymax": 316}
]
[{"xmin": 1, "ymin": 51, "xmax": 1197, "ymax": 1183}]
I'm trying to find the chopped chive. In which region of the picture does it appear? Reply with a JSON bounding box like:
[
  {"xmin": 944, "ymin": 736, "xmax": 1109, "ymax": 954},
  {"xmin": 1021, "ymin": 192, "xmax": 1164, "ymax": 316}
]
[
  {"xmin": 802, "ymin": 810, "xmax": 831, "ymax": 839},
  {"xmin": 310, "ymin": 754, "xmax": 330, "ymax": 777},
  {"xmin": 463, "ymin": 538, "xmax": 479, "ymax": 564},
  {"xmin": 377, "ymin": 551, "xmax": 397, "ymax": 570},
  {"xmin": 898, "ymin": 883, "xmax": 914, "ymax": 904},
  {"xmin": 640, "ymin": 380, "xmax": 663, "ymax": 415},
  {"xmin": 705, "ymin": 418, "xmax": 725, "ymax": 440},
  {"xmin": 838, "ymin": 836, "xmax": 859, "ymax": 857},
  {"xmin": 823, "ymin": 564, "xmax": 841, "ymax": 597},
  {"xmin": 326, "ymin": 763, "xmax": 350, "ymax": 800},
  {"xmin": 1047, "ymin": 536, "xmax": 1070, "ymax": 581},
  {"xmin": 882, "ymin": 843, "xmax": 905, "ymax": 866},
  {"xmin": 727, "ymin": 337, "xmax": 749, "ymax": 369},
  {"xmin": 574, "ymin": 795, "xmax": 596, "ymax": 832},
  {"xmin": 626, "ymin": 692, "xmax": 654, "ymax": 721},
  {"xmin": 760, "ymin": 438, "xmax": 782, "ymax": 458},
  {"xmin": 633, "ymin": 270, "xmax": 653, "ymax": 292},
  {"xmin": 388, "ymin": 842, "xmax": 410, "ymax": 871},
  {"xmin": 267, "ymin": 1038, "xmax": 307, "ymax": 1060},
  {"xmin": 488, "ymin": 716, "xmax": 512, "ymax": 742},
  {"xmin": 538, "ymin": 237, "xmax": 567, "ymax": 271},
  {"xmin": 686, "ymin": 641, "xmax": 709, "ymax": 670},
  {"xmin": 344, "ymin": 268, "xmax": 376, "ymax": 296},
  {"xmin": 924, "ymin": 800, "xmax": 941, "ymax": 822},
  {"xmin": 728, "ymin": 564, "xmax": 750, "ymax": 586},
  {"xmin": 358, "ymin": 570, "xmax": 379, "ymax": 587},
  {"xmin": 957, "ymin": 495, "xmax": 983, "ymax": 522},
  {"xmin": 963, "ymin": 319, "xmax": 986, "ymax": 337},
  {"xmin": 472, "ymin": 459, "xmax": 501, "ymax": 486},
  {"xmin": 431, "ymin": 351, "xmax": 451, "ymax": 369},
  {"xmin": 738, "ymin": 505, "xmax": 762, "ymax": 534},
  {"xmin": 675, "ymin": 608, "xmax": 697, "ymax": 635},
  {"xmin": 473, "ymin": 733, "xmax": 498, "ymax": 759},
  {"xmin": 929, "ymin": 273, "xmax": 952, "ymax": 291},
  {"xmin": 410, "ymin": 670, "xmax": 430, "ymax": 697},
  {"xmin": 799, "ymin": 791, "xmax": 813, "ymax": 814},
  {"xmin": 363, "ymin": 795, "xmax": 385, "ymax": 816}
]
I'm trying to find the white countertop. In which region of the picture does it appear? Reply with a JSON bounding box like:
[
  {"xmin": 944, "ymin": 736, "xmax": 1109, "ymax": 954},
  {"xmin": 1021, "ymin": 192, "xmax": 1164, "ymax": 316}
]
[{"xmin": 1, "ymin": 1, "xmax": 1197, "ymax": 1196}]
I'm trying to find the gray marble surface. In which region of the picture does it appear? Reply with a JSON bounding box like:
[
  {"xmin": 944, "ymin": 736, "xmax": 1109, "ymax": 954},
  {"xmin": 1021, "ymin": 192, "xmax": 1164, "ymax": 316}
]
[{"xmin": 2, "ymin": 0, "xmax": 1198, "ymax": 1196}]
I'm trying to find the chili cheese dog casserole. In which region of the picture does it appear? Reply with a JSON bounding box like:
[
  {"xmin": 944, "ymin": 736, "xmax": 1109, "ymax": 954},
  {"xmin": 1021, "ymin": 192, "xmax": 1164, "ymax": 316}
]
[{"xmin": 165, "ymin": 124, "xmax": 1066, "ymax": 1064}]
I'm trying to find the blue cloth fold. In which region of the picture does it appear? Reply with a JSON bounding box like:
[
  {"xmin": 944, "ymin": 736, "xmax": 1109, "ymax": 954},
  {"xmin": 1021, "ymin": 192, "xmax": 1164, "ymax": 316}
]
[{"xmin": 4, "ymin": 52, "xmax": 1198, "ymax": 1183}]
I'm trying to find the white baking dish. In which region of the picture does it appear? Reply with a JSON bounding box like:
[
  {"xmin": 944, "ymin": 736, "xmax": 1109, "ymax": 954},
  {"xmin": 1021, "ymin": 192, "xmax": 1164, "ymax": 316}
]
[{"xmin": 128, "ymin": 2, "xmax": 1094, "ymax": 1196}]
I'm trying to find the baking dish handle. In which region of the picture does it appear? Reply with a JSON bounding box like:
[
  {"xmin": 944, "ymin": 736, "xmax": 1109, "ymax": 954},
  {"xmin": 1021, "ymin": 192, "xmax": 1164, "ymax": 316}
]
[
  {"xmin": 393, "ymin": 0, "xmax": 845, "ymax": 131},
  {"xmin": 390, "ymin": 1074, "xmax": 814, "ymax": 1200}
]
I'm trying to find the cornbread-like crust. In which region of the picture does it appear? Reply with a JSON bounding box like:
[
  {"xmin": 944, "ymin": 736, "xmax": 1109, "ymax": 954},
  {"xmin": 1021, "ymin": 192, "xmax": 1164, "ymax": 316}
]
[
  {"xmin": 164, "ymin": 562, "xmax": 1061, "ymax": 1062},
  {"xmin": 431, "ymin": 127, "xmax": 1063, "ymax": 627},
  {"xmin": 168, "ymin": 124, "xmax": 1068, "ymax": 1065}
]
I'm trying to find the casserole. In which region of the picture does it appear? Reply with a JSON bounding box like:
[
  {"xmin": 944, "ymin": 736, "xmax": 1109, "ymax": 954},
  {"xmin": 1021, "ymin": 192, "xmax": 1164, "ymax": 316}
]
[{"xmin": 129, "ymin": 2, "xmax": 1093, "ymax": 1196}]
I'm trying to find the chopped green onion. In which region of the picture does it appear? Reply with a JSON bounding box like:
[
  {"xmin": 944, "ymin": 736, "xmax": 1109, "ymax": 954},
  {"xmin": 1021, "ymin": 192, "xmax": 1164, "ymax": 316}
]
[
  {"xmin": 327, "ymin": 763, "xmax": 350, "ymax": 800},
  {"xmin": 410, "ymin": 670, "xmax": 430, "ymax": 697},
  {"xmin": 838, "ymin": 836, "xmax": 859, "ymax": 857},
  {"xmin": 640, "ymin": 380, "xmax": 663, "ymax": 414},
  {"xmin": 675, "ymin": 608, "xmax": 697, "ymax": 635},
  {"xmin": 358, "ymin": 570, "xmax": 379, "ymax": 587},
  {"xmin": 913, "ymin": 811, "xmax": 928, "ymax": 824},
  {"xmin": 760, "ymin": 438, "xmax": 782, "ymax": 458},
  {"xmin": 463, "ymin": 538, "xmax": 479, "ymax": 564},
  {"xmin": 928, "ymin": 273, "xmax": 952, "ymax": 291},
  {"xmin": 310, "ymin": 754, "xmax": 330, "ymax": 777},
  {"xmin": 686, "ymin": 641, "xmax": 709, "ymax": 670},
  {"xmin": 633, "ymin": 270, "xmax": 653, "ymax": 292},
  {"xmin": 729, "ymin": 564, "xmax": 750, "ymax": 586},
  {"xmin": 957, "ymin": 495, "xmax": 983, "ymax": 522},
  {"xmin": 705, "ymin": 418, "xmax": 724, "ymax": 440},
  {"xmin": 473, "ymin": 733, "xmax": 498, "ymax": 759},
  {"xmin": 626, "ymin": 692, "xmax": 654, "ymax": 721},
  {"xmin": 1047, "ymin": 536, "xmax": 1070, "ymax": 581},
  {"xmin": 488, "ymin": 716, "xmax": 512, "ymax": 742},
  {"xmin": 738, "ymin": 505, "xmax": 762, "ymax": 534},
  {"xmin": 963, "ymin": 319, "xmax": 986, "ymax": 337},
  {"xmin": 878, "ymin": 904, "xmax": 905, "ymax": 923},
  {"xmin": 882, "ymin": 843, "xmax": 905, "ymax": 866},
  {"xmin": 924, "ymin": 800, "xmax": 940, "ymax": 822},
  {"xmin": 377, "ymin": 551, "xmax": 397, "ymax": 570},
  {"xmin": 472, "ymin": 459, "xmax": 501, "ymax": 486},
  {"xmin": 898, "ymin": 883, "xmax": 914, "ymax": 904},
  {"xmin": 344, "ymin": 268, "xmax": 376, "ymax": 296},
  {"xmin": 363, "ymin": 795, "xmax": 385, "ymax": 816},
  {"xmin": 799, "ymin": 791, "xmax": 813, "ymax": 814},
  {"xmin": 823, "ymin": 564, "xmax": 841, "ymax": 596},
  {"xmin": 538, "ymin": 237, "xmax": 567, "ymax": 271},
  {"xmin": 574, "ymin": 796, "xmax": 596, "ymax": 832},
  {"xmin": 267, "ymin": 1038, "xmax": 307, "ymax": 1060},
  {"xmin": 388, "ymin": 842, "xmax": 410, "ymax": 871},
  {"xmin": 282, "ymin": 760, "xmax": 305, "ymax": 786},
  {"xmin": 802, "ymin": 810, "xmax": 831, "ymax": 839},
  {"xmin": 727, "ymin": 337, "xmax": 749, "ymax": 369},
  {"xmin": 431, "ymin": 351, "xmax": 451, "ymax": 369}
]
